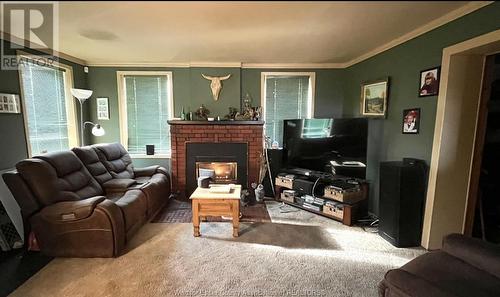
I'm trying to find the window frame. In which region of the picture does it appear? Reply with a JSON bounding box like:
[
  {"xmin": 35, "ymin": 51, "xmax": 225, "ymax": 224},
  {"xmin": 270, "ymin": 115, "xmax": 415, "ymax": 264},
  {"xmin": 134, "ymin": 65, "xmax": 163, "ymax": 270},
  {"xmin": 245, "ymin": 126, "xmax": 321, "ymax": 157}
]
[
  {"xmin": 116, "ymin": 71, "xmax": 174, "ymax": 158},
  {"xmin": 260, "ymin": 72, "xmax": 316, "ymax": 142},
  {"xmin": 17, "ymin": 51, "xmax": 78, "ymax": 157}
]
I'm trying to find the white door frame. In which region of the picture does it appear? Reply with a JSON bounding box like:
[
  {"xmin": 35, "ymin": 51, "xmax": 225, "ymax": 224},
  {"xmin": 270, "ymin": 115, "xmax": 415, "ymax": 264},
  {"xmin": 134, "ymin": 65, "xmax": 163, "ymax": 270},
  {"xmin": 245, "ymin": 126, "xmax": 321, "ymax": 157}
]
[{"xmin": 422, "ymin": 29, "xmax": 500, "ymax": 249}]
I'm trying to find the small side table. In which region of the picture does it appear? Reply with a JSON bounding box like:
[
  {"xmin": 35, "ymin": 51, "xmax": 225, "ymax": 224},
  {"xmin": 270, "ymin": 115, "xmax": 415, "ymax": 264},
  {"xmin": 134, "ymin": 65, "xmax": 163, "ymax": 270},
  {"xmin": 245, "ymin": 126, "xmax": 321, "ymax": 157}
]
[{"xmin": 190, "ymin": 185, "xmax": 241, "ymax": 237}]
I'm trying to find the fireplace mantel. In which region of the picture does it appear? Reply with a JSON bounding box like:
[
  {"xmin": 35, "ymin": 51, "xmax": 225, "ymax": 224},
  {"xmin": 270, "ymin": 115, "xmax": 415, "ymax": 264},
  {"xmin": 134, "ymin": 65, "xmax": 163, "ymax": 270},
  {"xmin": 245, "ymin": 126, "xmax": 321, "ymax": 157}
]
[
  {"xmin": 168, "ymin": 120, "xmax": 264, "ymax": 125},
  {"xmin": 169, "ymin": 121, "xmax": 264, "ymax": 198}
]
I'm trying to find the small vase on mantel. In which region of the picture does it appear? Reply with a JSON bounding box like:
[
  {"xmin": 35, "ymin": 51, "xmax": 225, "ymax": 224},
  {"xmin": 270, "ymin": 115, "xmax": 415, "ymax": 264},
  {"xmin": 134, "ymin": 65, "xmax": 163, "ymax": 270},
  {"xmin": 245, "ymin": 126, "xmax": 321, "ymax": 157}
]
[{"xmin": 180, "ymin": 107, "xmax": 186, "ymax": 120}]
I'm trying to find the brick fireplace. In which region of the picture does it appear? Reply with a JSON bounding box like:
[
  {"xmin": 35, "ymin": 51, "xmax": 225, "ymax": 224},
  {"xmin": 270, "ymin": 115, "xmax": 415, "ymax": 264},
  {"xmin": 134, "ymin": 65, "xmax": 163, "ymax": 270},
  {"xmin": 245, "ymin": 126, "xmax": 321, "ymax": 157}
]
[{"xmin": 168, "ymin": 120, "xmax": 264, "ymax": 198}]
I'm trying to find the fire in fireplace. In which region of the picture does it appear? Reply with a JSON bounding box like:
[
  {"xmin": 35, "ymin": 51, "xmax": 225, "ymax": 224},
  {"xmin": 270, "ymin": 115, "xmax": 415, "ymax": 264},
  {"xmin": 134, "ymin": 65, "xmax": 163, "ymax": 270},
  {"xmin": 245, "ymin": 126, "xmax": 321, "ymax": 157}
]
[{"xmin": 195, "ymin": 162, "xmax": 238, "ymax": 183}]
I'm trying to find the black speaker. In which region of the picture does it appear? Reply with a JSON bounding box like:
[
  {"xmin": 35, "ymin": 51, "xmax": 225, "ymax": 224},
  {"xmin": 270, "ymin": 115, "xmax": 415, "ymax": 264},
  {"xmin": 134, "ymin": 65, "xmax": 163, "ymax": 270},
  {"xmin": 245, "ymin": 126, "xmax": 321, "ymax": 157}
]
[
  {"xmin": 262, "ymin": 149, "xmax": 284, "ymax": 197},
  {"xmin": 378, "ymin": 159, "xmax": 428, "ymax": 247},
  {"xmin": 146, "ymin": 145, "xmax": 155, "ymax": 155}
]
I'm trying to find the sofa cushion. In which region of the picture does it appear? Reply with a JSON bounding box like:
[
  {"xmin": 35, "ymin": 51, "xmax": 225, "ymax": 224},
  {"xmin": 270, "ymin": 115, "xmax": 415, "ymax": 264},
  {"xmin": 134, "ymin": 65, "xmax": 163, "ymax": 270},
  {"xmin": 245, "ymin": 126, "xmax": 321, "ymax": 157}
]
[
  {"xmin": 72, "ymin": 146, "xmax": 113, "ymax": 184},
  {"xmin": 108, "ymin": 189, "xmax": 147, "ymax": 235},
  {"xmin": 133, "ymin": 173, "xmax": 169, "ymax": 216},
  {"xmin": 17, "ymin": 151, "xmax": 103, "ymax": 206},
  {"xmin": 93, "ymin": 143, "xmax": 135, "ymax": 179},
  {"xmin": 401, "ymin": 251, "xmax": 500, "ymax": 297},
  {"xmin": 102, "ymin": 179, "xmax": 137, "ymax": 192}
]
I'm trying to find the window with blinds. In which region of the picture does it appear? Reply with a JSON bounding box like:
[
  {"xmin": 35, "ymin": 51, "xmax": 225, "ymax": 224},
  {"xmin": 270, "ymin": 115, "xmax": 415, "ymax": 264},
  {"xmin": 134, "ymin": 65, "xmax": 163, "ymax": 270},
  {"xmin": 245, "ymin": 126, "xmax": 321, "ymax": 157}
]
[
  {"xmin": 120, "ymin": 73, "xmax": 172, "ymax": 155},
  {"xmin": 263, "ymin": 74, "xmax": 314, "ymax": 146},
  {"xmin": 19, "ymin": 59, "xmax": 76, "ymax": 156}
]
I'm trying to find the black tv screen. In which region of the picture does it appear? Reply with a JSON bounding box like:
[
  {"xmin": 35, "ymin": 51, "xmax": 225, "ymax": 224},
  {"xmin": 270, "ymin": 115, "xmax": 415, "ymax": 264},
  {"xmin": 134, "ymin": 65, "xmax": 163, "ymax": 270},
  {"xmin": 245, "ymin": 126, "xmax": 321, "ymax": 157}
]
[{"xmin": 283, "ymin": 118, "xmax": 368, "ymax": 178}]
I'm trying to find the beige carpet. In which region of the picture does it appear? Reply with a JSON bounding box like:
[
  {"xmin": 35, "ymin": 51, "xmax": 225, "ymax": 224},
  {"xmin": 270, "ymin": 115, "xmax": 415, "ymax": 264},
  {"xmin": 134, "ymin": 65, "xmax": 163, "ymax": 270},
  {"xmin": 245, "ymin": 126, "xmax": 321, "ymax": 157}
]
[{"xmin": 11, "ymin": 202, "xmax": 425, "ymax": 297}]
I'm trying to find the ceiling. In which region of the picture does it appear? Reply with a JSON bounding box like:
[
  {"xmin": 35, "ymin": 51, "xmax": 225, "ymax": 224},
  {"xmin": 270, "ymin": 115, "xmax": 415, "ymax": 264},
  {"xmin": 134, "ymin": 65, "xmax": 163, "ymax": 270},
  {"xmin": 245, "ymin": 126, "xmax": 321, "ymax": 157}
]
[{"xmin": 49, "ymin": 2, "xmax": 485, "ymax": 66}]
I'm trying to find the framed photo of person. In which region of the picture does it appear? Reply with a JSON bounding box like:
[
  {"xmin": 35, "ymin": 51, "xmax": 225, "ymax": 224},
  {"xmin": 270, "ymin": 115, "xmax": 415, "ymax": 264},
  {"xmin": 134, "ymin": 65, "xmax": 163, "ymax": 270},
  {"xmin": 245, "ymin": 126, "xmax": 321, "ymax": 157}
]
[
  {"xmin": 402, "ymin": 108, "xmax": 420, "ymax": 134},
  {"xmin": 419, "ymin": 67, "xmax": 440, "ymax": 97},
  {"xmin": 360, "ymin": 78, "xmax": 389, "ymax": 118},
  {"xmin": 96, "ymin": 97, "xmax": 109, "ymax": 120}
]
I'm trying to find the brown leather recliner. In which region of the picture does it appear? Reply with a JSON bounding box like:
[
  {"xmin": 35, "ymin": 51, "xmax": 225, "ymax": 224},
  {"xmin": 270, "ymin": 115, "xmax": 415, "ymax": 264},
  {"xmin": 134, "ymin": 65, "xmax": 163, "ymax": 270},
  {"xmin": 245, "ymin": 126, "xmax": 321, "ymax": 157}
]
[{"xmin": 3, "ymin": 144, "xmax": 171, "ymax": 258}]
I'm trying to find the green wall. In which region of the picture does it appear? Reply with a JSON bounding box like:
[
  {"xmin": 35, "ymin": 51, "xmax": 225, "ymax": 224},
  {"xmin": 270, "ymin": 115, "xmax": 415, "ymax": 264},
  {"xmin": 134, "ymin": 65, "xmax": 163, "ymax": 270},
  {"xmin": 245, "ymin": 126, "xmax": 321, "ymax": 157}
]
[
  {"xmin": 342, "ymin": 2, "xmax": 500, "ymax": 214},
  {"xmin": 87, "ymin": 66, "xmax": 346, "ymax": 166},
  {"xmin": 0, "ymin": 39, "xmax": 88, "ymax": 170}
]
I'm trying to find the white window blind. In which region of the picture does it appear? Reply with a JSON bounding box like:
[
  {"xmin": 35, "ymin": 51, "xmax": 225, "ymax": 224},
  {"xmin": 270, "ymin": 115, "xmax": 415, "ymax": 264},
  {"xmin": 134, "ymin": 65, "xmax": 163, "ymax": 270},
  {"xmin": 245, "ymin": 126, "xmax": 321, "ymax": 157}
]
[
  {"xmin": 124, "ymin": 75, "xmax": 171, "ymax": 154},
  {"xmin": 264, "ymin": 75, "xmax": 313, "ymax": 146},
  {"xmin": 19, "ymin": 60, "xmax": 73, "ymax": 155}
]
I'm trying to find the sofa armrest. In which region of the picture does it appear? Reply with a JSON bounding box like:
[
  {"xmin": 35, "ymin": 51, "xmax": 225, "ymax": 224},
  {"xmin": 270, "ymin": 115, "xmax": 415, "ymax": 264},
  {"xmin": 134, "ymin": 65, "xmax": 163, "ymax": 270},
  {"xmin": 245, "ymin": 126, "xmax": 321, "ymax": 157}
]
[
  {"xmin": 39, "ymin": 196, "xmax": 105, "ymax": 222},
  {"xmin": 381, "ymin": 269, "xmax": 457, "ymax": 297},
  {"xmin": 31, "ymin": 197, "xmax": 126, "ymax": 257},
  {"xmin": 134, "ymin": 165, "xmax": 160, "ymax": 177},
  {"xmin": 442, "ymin": 233, "xmax": 500, "ymax": 278},
  {"xmin": 102, "ymin": 178, "xmax": 137, "ymax": 193}
]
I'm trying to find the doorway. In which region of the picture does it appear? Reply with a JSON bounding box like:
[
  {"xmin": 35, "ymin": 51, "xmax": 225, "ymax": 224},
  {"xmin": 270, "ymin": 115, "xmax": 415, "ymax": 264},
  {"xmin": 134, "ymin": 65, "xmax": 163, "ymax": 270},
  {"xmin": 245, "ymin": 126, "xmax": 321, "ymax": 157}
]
[
  {"xmin": 422, "ymin": 29, "xmax": 500, "ymax": 250},
  {"xmin": 468, "ymin": 54, "xmax": 500, "ymax": 243}
]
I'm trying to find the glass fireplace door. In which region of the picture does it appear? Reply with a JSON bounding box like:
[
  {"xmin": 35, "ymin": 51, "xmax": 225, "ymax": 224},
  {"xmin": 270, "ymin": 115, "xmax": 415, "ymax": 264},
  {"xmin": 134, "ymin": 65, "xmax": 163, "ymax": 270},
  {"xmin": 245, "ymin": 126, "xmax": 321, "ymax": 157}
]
[{"xmin": 195, "ymin": 162, "xmax": 238, "ymax": 184}]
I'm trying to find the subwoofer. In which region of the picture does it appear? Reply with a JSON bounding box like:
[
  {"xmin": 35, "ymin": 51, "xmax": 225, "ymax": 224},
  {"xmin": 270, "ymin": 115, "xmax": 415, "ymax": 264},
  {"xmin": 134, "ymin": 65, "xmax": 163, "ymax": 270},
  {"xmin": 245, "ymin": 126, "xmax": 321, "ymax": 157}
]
[{"xmin": 378, "ymin": 159, "xmax": 428, "ymax": 247}]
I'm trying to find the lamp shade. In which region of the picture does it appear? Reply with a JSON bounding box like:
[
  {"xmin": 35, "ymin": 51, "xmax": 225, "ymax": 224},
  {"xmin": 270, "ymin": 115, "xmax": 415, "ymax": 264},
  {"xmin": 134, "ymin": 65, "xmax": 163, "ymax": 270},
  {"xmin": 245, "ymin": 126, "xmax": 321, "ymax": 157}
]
[
  {"xmin": 71, "ymin": 88, "xmax": 93, "ymax": 100},
  {"xmin": 91, "ymin": 124, "xmax": 105, "ymax": 137}
]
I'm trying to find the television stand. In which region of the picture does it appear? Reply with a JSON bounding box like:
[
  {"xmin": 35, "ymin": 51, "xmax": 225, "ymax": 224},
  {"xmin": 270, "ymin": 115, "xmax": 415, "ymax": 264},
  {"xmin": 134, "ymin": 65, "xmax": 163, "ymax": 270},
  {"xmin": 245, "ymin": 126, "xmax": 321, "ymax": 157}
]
[{"xmin": 274, "ymin": 174, "xmax": 368, "ymax": 226}]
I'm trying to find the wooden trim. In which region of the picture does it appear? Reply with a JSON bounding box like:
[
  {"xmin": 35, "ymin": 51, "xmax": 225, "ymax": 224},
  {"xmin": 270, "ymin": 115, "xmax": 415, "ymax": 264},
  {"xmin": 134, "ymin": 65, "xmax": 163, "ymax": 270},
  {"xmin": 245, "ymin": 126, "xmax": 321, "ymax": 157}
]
[
  {"xmin": 116, "ymin": 70, "xmax": 174, "ymax": 152},
  {"xmin": 243, "ymin": 63, "xmax": 345, "ymax": 69},
  {"xmin": 464, "ymin": 55, "xmax": 495, "ymax": 236},
  {"xmin": 17, "ymin": 51, "xmax": 78, "ymax": 156},
  {"xmin": 421, "ymin": 28, "xmax": 500, "ymax": 249},
  {"xmin": 88, "ymin": 62, "xmax": 190, "ymax": 68},
  {"xmin": 260, "ymin": 72, "xmax": 316, "ymax": 123}
]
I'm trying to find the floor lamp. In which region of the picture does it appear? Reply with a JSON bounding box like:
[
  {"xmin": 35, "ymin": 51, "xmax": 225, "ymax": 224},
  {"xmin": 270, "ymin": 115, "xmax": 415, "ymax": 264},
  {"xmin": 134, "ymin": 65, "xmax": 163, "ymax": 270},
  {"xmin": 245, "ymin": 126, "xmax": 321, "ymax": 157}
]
[{"xmin": 71, "ymin": 88, "xmax": 105, "ymax": 146}]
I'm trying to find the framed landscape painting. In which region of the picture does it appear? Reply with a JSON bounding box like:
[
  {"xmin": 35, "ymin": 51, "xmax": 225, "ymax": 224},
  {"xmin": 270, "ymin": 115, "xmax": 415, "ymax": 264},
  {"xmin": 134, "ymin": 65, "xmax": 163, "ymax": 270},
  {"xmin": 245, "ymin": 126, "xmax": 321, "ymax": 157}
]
[{"xmin": 360, "ymin": 78, "xmax": 389, "ymax": 118}]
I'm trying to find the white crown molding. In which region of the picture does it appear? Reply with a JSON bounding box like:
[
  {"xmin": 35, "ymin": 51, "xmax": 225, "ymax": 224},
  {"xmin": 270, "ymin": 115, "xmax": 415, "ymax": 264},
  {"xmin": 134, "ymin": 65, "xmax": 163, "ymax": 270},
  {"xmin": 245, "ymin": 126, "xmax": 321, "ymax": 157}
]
[
  {"xmin": 242, "ymin": 63, "xmax": 345, "ymax": 69},
  {"xmin": 1, "ymin": 31, "xmax": 87, "ymax": 66},
  {"xmin": 344, "ymin": 1, "xmax": 493, "ymax": 68},
  {"xmin": 86, "ymin": 62, "xmax": 190, "ymax": 68},
  {"xmin": 189, "ymin": 62, "xmax": 242, "ymax": 68}
]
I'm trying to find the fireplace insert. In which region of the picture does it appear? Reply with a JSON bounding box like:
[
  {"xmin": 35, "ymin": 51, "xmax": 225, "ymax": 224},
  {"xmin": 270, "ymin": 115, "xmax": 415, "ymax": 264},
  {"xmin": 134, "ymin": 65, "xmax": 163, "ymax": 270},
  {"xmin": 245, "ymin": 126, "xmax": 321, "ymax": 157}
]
[{"xmin": 195, "ymin": 161, "xmax": 238, "ymax": 184}]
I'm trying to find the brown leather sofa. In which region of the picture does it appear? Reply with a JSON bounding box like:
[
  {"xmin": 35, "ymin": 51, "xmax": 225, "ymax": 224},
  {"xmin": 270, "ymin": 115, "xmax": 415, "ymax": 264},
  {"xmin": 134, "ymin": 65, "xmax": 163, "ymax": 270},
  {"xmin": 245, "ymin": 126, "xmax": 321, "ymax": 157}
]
[
  {"xmin": 3, "ymin": 143, "xmax": 171, "ymax": 258},
  {"xmin": 379, "ymin": 234, "xmax": 500, "ymax": 297}
]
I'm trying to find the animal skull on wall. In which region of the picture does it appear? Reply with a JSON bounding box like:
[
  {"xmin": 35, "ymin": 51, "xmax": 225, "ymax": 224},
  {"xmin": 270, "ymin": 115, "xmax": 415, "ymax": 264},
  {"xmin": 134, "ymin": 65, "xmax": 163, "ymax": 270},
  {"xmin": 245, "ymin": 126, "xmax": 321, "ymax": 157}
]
[{"xmin": 201, "ymin": 74, "xmax": 231, "ymax": 101}]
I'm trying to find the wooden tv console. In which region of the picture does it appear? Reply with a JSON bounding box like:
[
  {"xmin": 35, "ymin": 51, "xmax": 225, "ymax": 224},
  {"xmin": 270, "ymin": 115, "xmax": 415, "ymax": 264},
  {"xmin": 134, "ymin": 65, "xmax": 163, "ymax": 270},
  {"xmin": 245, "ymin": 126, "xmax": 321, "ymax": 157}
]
[{"xmin": 274, "ymin": 177, "xmax": 368, "ymax": 226}]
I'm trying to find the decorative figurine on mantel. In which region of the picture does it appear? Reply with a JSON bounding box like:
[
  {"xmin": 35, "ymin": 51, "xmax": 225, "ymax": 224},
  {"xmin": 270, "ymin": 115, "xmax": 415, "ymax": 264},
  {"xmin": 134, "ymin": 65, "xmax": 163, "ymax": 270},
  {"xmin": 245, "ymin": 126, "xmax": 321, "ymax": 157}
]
[
  {"xmin": 224, "ymin": 107, "xmax": 239, "ymax": 120},
  {"xmin": 235, "ymin": 93, "xmax": 262, "ymax": 121},
  {"xmin": 194, "ymin": 104, "xmax": 210, "ymax": 120}
]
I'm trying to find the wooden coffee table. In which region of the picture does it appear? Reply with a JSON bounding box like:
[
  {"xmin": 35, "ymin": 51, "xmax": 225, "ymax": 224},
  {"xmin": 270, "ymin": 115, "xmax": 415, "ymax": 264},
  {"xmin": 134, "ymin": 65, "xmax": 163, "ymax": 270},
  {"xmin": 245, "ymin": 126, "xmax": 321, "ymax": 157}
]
[{"xmin": 190, "ymin": 185, "xmax": 241, "ymax": 237}]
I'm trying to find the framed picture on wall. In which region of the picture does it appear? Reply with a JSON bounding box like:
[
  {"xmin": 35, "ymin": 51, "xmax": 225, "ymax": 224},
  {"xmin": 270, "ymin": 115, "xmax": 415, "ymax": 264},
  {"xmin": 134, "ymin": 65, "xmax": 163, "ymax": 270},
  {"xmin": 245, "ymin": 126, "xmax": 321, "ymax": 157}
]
[
  {"xmin": 96, "ymin": 97, "xmax": 109, "ymax": 120},
  {"xmin": 418, "ymin": 67, "xmax": 440, "ymax": 97},
  {"xmin": 0, "ymin": 93, "xmax": 21, "ymax": 114},
  {"xmin": 360, "ymin": 78, "xmax": 389, "ymax": 118},
  {"xmin": 402, "ymin": 108, "xmax": 420, "ymax": 134}
]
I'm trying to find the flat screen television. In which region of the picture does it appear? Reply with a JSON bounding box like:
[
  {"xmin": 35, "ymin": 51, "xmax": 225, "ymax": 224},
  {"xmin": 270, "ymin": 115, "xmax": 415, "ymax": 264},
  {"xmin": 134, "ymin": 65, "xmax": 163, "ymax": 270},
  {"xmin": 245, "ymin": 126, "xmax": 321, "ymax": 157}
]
[{"xmin": 282, "ymin": 118, "xmax": 368, "ymax": 178}]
